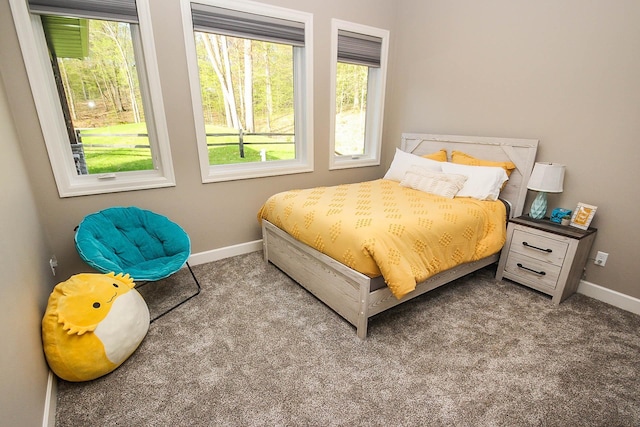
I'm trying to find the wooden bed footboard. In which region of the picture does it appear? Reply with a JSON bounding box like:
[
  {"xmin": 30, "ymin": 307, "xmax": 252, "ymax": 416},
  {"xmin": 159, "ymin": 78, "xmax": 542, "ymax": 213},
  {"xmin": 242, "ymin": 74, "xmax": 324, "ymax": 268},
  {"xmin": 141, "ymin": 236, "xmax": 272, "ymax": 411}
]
[
  {"xmin": 262, "ymin": 219, "xmax": 371, "ymax": 336},
  {"xmin": 262, "ymin": 219, "xmax": 499, "ymax": 339}
]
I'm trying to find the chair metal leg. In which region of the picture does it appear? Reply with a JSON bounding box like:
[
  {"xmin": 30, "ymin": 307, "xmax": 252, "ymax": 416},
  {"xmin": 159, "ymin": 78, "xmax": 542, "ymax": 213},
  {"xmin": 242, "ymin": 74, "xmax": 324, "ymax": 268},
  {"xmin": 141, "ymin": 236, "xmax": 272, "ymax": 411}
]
[{"xmin": 136, "ymin": 262, "xmax": 201, "ymax": 323}]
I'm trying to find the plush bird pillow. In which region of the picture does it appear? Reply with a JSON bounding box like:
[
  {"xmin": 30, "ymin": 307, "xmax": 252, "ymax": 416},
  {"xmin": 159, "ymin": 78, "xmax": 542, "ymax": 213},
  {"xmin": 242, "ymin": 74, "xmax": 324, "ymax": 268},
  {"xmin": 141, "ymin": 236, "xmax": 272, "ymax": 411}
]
[{"xmin": 42, "ymin": 272, "xmax": 149, "ymax": 382}]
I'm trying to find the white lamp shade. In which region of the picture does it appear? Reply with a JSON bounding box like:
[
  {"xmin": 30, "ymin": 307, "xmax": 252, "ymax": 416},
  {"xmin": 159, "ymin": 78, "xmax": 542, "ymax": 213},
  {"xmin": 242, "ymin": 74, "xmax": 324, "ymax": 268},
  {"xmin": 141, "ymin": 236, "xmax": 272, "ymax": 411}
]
[{"xmin": 527, "ymin": 163, "xmax": 565, "ymax": 193}]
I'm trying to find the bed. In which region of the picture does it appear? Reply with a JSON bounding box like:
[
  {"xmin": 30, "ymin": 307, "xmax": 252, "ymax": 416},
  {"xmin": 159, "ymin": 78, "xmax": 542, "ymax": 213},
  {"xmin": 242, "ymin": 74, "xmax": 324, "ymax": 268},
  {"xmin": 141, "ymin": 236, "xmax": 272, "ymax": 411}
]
[{"xmin": 259, "ymin": 133, "xmax": 538, "ymax": 338}]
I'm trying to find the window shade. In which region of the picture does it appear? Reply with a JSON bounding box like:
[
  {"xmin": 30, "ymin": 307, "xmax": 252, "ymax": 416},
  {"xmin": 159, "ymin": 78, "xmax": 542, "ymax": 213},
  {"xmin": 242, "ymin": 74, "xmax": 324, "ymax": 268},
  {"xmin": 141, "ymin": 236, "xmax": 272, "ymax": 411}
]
[
  {"xmin": 41, "ymin": 15, "xmax": 89, "ymax": 58},
  {"xmin": 28, "ymin": 0, "xmax": 138, "ymax": 24},
  {"xmin": 191, "ymin": 3, "xmax": 305, "ymax": 47},
  {"xmin": 337, "ymin": 30, "xmax": 382, "ymax": 67}
]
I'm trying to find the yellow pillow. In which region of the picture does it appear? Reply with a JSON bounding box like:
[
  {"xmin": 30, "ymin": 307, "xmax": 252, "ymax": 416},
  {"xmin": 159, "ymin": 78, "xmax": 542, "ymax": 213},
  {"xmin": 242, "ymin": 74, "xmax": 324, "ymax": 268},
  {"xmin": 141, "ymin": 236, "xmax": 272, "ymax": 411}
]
[
  {"xmin": 451, "ymin": 151, "xmax": 516, "ymax": 176},
  {"xmin": 422, "ymin": 149, "xmax": 447, "ymax": 162}
]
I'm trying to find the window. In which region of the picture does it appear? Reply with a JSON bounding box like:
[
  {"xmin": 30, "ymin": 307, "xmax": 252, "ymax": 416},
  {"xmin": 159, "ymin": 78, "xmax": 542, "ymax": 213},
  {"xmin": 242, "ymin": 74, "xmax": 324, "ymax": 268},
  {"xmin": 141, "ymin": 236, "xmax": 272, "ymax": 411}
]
[
  {"xmin": 330, "ymin": 20, "xmax": 389, "ymax": 170},
  {"xmin": 9, "ymin": 0, "xmax": 174, "ymax": 197},
  {"xmin": 181, "ymin": 0, "xmax": 313, "ymax": 182}
]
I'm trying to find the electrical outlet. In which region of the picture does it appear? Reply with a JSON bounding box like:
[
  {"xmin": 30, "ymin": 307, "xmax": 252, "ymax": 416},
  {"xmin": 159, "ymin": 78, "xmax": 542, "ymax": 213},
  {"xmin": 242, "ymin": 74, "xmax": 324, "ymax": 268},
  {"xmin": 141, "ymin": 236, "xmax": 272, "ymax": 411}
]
[
  {"xmin": 49, "ymin": 256, "xmax": 58, "ymax": 276},
  {"xmin": 594, "ymin": 251, "xmax": 608, "ymax": 267}
]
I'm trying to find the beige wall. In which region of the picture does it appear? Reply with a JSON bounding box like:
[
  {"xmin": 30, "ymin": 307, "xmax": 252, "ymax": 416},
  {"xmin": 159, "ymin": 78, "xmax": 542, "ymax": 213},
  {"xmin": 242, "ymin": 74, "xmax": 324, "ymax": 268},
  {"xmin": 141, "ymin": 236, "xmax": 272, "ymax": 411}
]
[
  {"xmin": 0, "ymin": 0, "xmax": 398, "ymax": 282},
  {"xmin": 0, "ymin": 67, "xmax": 56, "ymax": 424},
  {"xmin": 385, "ymin": 0, "xmax": 640, "ymax": 298}
]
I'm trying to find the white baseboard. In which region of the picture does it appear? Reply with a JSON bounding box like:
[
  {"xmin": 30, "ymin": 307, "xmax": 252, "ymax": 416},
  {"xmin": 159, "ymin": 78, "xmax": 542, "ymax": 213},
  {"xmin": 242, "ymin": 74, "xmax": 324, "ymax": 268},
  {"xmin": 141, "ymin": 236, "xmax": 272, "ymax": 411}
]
[
  {"xmin": 189, "ymin": 243, "xmax": 640, "ymax": 318},
  {"xmin": 188, "ymin": 240, "xmax": 262, "ymax": 266},
  {"xmin": 578, "ymin": 280, "xmax": 640, "ymax": 316},
  {"xmin": 43, "ymin": 371, "xmax": 57, "ymax": 427}
]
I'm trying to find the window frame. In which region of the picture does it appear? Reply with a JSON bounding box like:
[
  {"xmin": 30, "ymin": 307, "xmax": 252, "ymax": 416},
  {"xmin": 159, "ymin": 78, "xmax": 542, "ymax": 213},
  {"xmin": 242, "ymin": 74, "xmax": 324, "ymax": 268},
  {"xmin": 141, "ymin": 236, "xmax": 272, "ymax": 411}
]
[
  {"xmin": 9, "ymin": 0, "xmax": 176, "ymax": 197},
  {"xmin": 329, "ymin": 19, "xmax": 389, "ymax": 170},
  {"xmin": 180, "ymin": 0, "xmax": 314, "ymax": 183}
]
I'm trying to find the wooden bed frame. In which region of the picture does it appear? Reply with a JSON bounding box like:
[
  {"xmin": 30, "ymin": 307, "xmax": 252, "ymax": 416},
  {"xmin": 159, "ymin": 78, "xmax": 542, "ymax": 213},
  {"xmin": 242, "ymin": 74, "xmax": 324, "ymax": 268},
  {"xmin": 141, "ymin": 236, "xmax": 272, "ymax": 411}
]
[{"xmin": 262, "ymin": 133, "xmax": 539, "ymax": 338}]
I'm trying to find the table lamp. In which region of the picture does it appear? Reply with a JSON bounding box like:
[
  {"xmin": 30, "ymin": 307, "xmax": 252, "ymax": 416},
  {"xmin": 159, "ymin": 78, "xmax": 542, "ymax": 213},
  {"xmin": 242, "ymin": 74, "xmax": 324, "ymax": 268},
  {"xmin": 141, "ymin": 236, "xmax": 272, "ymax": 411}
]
[{"xmin": 527, "ymin": 162, "xmax": 565, "ymax": 219}]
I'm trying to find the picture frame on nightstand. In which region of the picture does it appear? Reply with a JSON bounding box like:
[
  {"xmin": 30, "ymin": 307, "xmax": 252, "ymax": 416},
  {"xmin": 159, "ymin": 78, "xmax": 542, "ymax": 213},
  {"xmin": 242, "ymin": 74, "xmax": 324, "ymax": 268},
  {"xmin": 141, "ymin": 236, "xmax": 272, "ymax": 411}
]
[{"xmin": 570, "ymin": 202, "xmax": 597, "ymax": 230}]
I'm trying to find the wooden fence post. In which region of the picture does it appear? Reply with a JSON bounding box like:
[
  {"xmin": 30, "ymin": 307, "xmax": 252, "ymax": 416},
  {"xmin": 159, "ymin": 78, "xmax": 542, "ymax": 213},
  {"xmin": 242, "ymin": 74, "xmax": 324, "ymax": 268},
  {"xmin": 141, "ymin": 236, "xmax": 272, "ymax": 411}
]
[{"xmin": 239, "ymin": 128, "xmax": 245, "ymax": 158}]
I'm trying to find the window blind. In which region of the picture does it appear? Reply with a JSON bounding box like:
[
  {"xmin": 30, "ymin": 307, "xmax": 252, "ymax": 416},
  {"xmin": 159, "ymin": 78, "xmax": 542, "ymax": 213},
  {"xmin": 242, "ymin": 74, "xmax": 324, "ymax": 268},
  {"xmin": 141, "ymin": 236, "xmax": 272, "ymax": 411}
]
[
  {"xmin": 337, "ymin": 30, "xmax": 382, "ymax": 68},
  {"xmin": 28, "ymin": 0, "xmax": 139, "ymax": 24},
  {"xmin": 191, "ymin": 3, "xmax": 305, "ymax": 47}
]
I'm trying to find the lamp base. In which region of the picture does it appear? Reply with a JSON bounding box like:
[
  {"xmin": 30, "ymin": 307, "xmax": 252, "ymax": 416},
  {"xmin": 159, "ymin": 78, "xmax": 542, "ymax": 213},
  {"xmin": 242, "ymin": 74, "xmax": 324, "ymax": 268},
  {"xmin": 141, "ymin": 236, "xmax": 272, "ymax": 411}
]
[{"xmin": 529, "ymin": 191, "xmax": 548, "ymax": 219}]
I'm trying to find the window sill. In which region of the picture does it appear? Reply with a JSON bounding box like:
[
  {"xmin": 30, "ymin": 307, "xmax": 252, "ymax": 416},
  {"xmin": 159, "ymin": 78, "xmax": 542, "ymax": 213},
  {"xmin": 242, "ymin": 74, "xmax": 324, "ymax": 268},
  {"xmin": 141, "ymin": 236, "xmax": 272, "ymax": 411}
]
[
  {"xmin": 201, "ymin": 161, "xmax": 313, "ymax": 183},
  {"xmin": 58, "ymin": 173, "xmax": 176, "ymax": 197},
  {"xmin": 329, "ymin": 156, "xmax": 380, "ymax": 170}
]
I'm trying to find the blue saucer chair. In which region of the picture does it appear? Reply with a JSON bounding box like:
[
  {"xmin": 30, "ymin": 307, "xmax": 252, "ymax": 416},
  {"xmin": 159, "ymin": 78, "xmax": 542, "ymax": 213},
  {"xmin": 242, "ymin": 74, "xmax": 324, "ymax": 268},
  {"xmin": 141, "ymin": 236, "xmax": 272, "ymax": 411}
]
[{"xmin": 75, "ymin": 206, "xmax": 201, "ymax": 322}]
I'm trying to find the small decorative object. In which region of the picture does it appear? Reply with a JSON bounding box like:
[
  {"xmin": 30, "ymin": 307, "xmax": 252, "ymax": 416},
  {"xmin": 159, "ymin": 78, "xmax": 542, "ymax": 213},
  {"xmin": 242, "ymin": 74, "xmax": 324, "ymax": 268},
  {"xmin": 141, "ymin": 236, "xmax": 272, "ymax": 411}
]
[
  {"xmin": 561, "ymin": 215, "xmax": 571, "ymax": 226},
  {"xmin": 550, "ymin": 208, "xmax": 572, "ymax": 224},
  {"xmin": 42, "ymin": 272, "xmax": 149, "ymax": 382},
  {"xmin": 570, "ymin": 202, "xmax": 597, "ymax": 230},
  {"xmin": 527, "ymin": 162, "xmax": 565, "ymax": 219}
]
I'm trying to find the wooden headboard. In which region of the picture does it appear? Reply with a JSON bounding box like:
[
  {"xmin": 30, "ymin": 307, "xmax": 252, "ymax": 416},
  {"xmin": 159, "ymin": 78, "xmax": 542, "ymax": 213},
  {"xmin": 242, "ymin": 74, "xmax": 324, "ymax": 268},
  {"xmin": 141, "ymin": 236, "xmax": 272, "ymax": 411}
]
[{"xmin": 401, "ymin": 133, "xmax": 539, "ymax": 218}]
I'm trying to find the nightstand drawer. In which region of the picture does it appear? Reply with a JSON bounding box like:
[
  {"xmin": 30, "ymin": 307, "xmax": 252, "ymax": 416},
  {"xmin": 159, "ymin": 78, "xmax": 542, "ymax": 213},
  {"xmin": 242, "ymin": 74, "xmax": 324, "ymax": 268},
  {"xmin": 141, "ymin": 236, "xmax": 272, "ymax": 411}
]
[
  {"xmin": 504, "ymin": 252, "xmax": 561, "ymax": 291},
  {"xmin": 510, "ymin": 228, "xmax": 568, "ymax": 267}
]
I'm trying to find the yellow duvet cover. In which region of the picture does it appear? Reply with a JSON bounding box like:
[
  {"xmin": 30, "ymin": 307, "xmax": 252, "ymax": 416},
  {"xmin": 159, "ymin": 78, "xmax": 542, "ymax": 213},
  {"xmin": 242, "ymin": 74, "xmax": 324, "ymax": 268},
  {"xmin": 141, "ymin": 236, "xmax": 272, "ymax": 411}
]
[{"xmin": 258, "ymin": 179, "xmax": 507, "ymax": 299}]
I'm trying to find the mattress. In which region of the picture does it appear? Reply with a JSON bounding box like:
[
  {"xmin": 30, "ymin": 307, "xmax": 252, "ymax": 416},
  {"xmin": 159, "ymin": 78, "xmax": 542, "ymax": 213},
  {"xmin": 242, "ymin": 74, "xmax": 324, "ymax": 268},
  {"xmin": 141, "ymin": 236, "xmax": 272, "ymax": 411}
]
[{"xmin": 258, "ymin": 179, "xmax": 507, "ymax": 299}]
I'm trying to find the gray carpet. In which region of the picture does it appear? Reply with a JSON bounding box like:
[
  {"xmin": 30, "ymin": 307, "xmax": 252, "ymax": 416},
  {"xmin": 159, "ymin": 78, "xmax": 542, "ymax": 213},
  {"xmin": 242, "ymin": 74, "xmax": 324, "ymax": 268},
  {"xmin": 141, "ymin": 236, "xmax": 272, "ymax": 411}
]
[{"xmin": 55, "ymin": 251, "xmax": 640, "ymax": 426}]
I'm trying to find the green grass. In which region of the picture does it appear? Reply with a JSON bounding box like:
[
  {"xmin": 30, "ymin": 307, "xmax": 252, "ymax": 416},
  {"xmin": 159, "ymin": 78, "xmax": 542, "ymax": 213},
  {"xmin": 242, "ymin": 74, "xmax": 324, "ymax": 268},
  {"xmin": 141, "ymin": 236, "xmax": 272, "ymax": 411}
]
[
  {"xmin": 80, "ymin": 123, "xmax": 295, "ymax": 173},
  {"xmin": 84, "ymin": 148, "xmax": 154, "ymax": 173},
  {"xmin": 81, "ymin": 123, "xmax": 152, "ymax": 174},
  {"xmin": 208, "ymin": 145, "xmax": 294, "ymax": 164},
  {"xmin": 203, "ymin": 124, "xmax": 295, "ymax": 164},
  {"xmin": 80, "ymin": 112, "xmax": 363, "ymax": 173}
]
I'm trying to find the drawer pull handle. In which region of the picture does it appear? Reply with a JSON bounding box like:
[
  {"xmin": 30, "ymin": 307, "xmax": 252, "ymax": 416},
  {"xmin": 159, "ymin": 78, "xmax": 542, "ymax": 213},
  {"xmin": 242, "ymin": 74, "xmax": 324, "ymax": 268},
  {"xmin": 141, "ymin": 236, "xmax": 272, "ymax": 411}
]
[
  {"xmin": 516, "ymin": 263, "xmax": 546, "ymax": 276},
  {"xmin": 522, "ymin": 241, "xmax": 552, "ymax": 253}
]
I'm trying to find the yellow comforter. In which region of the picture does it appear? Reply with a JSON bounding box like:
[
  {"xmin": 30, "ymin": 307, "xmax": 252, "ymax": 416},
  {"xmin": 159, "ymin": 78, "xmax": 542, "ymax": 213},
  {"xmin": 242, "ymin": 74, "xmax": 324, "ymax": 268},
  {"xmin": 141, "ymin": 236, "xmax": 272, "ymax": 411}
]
[{"xmin": 258, "ymin": 179, "xmax": 506, "ymax": 299}]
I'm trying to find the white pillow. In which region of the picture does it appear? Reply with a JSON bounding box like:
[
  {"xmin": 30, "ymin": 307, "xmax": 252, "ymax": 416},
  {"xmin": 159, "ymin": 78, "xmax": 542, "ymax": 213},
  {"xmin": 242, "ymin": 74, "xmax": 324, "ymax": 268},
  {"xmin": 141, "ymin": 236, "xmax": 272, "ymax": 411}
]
[
  {"xmin": 383, "ymin": 148, "xmax": 443, "ymax": 182},
  {"xmin": 400, "ymin": 166, "xmax": 468, "ymax": 199},
  {"xmin": 441, "ymin": 162, "xmax": 508, "ymax": 201}
]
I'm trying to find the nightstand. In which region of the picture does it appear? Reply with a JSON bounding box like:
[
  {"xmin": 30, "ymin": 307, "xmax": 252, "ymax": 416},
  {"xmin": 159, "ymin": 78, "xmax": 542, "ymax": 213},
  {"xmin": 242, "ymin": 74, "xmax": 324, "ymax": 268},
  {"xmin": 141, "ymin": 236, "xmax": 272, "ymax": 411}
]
[{"xmin": 496, "ymin": 215, "xmax": 597, "ymax": 304}]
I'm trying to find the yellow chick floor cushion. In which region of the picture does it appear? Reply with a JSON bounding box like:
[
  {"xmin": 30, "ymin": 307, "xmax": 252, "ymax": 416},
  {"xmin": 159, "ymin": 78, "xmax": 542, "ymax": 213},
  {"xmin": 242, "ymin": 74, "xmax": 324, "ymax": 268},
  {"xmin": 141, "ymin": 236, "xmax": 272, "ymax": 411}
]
[{"xmin": 42, "ymin": 272, "xmax": 150, "ymax": 382}]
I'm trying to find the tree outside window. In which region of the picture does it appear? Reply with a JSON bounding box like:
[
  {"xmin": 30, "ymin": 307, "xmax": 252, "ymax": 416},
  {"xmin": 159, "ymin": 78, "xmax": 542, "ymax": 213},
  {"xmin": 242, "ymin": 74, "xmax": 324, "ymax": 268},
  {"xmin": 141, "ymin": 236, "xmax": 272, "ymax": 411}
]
[
  {"xmin": 183, "ymin": 0, "xmax": 313, "ymax": 183},
  {"xmin": 10, "ymin": 0, "xmax": 175, "ymax": 197},
  {"xmin": 330, "ymin": 20, "xmax": 389, "ymax": 170},
  {"xmin": 194, "ymin": 33, "xmax": 296, "ymax": 165},
  {"xmin": 335, "ymin": 62, "xmax": 369, "ymax": 156},
  {"xmin": 43, "ymin": 16, "xmax": 155, "ymax": 175}
]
